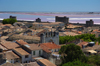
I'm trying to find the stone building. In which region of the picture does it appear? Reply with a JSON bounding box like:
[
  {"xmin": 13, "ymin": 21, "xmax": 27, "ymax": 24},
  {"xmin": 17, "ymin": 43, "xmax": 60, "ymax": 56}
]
[
  {"xmin": 36, "ymin": 18, "xmax": 41, "ymax": 22},
  {"xmin": 9, "ymin": 15, "xmax": 16, "ymax": 19},
  {"xmin": 86, "ymin": 19, "xmax": 94, "ymax": 27},
  {"xmin": 40, "ymin": 31, "xmax": 59, "ymax": 45},
  {"xmin": 55, "ymin": 16, "xmax": 69, "ymax": 24}
]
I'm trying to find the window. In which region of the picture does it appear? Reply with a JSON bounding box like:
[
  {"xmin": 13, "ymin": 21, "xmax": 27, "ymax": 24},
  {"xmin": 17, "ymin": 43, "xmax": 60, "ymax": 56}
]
[
  {"xmin": 11, "ymin": 59, "xmax": 12, "ymax": 63},
  {"xmin": 55, "ymin": 49, "xmax": 56, "ymax": 52},
  {"xmin": 39, "ymin": 50, "xmax": 41, "ymax": 55},
  {"xmin": 25, "ymin": 55, "xmax": 28, "ymax": 58},
  {"xmin": 33, "ymin": 51, "xmax": 35, "ymax": 55},
  {"xmin": 51, "ymin": 50, "xmax": 53, "ymax": 52}
]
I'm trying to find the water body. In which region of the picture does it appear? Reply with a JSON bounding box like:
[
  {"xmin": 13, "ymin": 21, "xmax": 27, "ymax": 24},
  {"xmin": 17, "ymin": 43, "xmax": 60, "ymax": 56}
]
[{"xmin": 0, "ymin": 13, "xmax": 100, "ymax": 24}]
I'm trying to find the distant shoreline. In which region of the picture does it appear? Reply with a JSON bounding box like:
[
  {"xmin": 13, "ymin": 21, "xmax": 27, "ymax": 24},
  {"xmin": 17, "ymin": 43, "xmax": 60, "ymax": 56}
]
[{"xmin": 0, "ymin": 12, "xmax": 100, "ymax": 24}]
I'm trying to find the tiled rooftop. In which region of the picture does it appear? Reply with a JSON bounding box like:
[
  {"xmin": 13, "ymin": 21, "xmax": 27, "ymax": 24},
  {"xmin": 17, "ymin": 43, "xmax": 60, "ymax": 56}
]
[
  {"xmin": 23, "ymin": 44, "xmax": 42, "ymax": 51},
  {"xmin": 1, "ymin": 41, "xmax": 19, "ymax": 49},
  {"xmin": 16, "ymin": 40, "xmax": 28, "ymax": 45},
  {"xmin": 40, "ymin": 42, "xmax": 61, "ymax": 53},
  {"xmin": 6, "ymin": 51, "xmax": 19, "ymax": 60},
  {"xmin": 13, "ymin": 48, "xmax": 29, "ymax": 55},
  {"xmin": 39, "ymin": 59, "xmax": 56, "ymax": 66}
]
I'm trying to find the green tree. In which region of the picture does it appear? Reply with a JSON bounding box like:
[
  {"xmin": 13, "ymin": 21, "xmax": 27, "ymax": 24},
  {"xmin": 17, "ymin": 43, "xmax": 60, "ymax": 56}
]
[
  {"xmin": 59, "ymin": 34, "xmax": 96, "ymax": 44},
  {"xmin": 59, "ymin": 44, "xmax": 88, "ymax": 64},
  {"xmin": 88, "ymin": 55, "xmax": 100, "ymax": 66},
  {"xmin": 2, "ymin": 18, "xmax": 17, "ymax": 24},
  {"xmin": 62, "ymin": 60, "xmax": 92, "ymax": 66}
]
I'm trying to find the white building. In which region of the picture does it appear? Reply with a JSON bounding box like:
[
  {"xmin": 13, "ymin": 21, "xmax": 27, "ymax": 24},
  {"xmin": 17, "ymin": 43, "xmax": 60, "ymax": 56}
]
[
  {"xmin": 13, "ymin": 48, "xmax": 31, "ymax": 63},
  {"xmin": 22, "ymin": 44, "xmax": 43, "ymax": 61}
]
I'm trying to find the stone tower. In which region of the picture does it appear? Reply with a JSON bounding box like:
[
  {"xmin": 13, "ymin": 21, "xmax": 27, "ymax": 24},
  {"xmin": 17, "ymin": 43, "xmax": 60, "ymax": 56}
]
[
  {"xmin": 36, "ymin": 18, "xmax": 41, "ymax": 22},
  {"xmin": 40, "ymin": 31, "xmax": 59, "ymax": 45},
  {"xmin": 55, "ymin": 16, "xmax": 69, "ymax": 24},
  {"xmin": 86, "ymin": 19, "xmax": 94, "ymax": 27}
]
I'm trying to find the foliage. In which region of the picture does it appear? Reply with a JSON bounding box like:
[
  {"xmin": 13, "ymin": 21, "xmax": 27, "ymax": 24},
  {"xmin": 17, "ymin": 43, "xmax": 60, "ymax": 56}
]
[
  {"xmin": 62, "ymin": 60, "xmax": 92, "ymax": 66},
  {"xmin": 59, "ymin": 44, "xmax": 88, "ymax": 64},
  {"xmin": 88, "ymin": 55, "xmax": 100, "ymax": 66},
  {"xmin": 97, "ymin": 37, "xmax": 100, "ymax": 44},
  {"xmin": 2, "ymin": 18, "xmax": 17, "ymax": 24},
  {"xmin": 59, "ymin": 34, "xmax": 97, "ymax": 44}
]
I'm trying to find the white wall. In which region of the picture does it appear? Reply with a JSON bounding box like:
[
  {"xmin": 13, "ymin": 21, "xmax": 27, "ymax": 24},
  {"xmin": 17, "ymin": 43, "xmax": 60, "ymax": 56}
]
[
  {"xmin": 22, "ymin": 54, "xmax": 31, "ymax": 63},
  {"xmin": 31, "ymin": 50, "xmax": 43, "ymax": 57},
  {"xmin": 13, "ymin": 49, "xmax": 32, "ymax": 63}
]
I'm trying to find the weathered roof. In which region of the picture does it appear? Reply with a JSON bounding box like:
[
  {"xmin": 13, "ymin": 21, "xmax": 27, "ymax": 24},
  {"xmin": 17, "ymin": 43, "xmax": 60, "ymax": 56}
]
[
  {"xmin": 61, "ymin": 32, "xmax": 78, "ymax": 36},
  {"xmin": 6, "ymin": 51, "xmax": 19, "ymax": 60},
  {"xmin": 22, "ymin": 62, "xmax": 40, "ymax": 66},
  {"xmin": 9, "ymin": 35, "xmax": 40, "ymax": 41},
  {"xmin": 40, "ymin": 42, "xmax": 61, "ymax": 53},
  {"xmin": 23, "ymin": 44, "xmax": 42, "ymax": 51},
  {"xmin": 39, "ymin": 59, "xmax": 56, "ymax": 66},
  {"xmin": 41, "ymin": 42, "xmax": 61, "ymax": 49},
  {"xmin": 82, "ymin": 50, "xmax": 97, "ymax": 54},
  {"xmin": 77, "ymin": 41, "xmax": 88, "ymax": 48},
  {"xmin": 83, "ymin": 45, "xmax": 100, "ymax": 50},
  {"xmin": 0, "ymin": 44, "xmax": 7, "ymax": 50},
  {"xmin": 13, "ymin": 48, "xmax": 29, "ymax": 55},
  {"xmin": 1, "ymin": 62, "xmax": 16, "ymax": 66},
  {"xmin": 16, "ymin": 40, "xmax": 28, "ymax": 45},
  {"xmin": 1, "ymin": 41, "xmax": 19, "ymax": 49}
]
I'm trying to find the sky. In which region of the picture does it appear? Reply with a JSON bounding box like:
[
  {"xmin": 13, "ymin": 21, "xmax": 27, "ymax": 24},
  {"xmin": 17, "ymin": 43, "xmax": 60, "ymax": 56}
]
[{"xmin": 0, "ymin": 0, "xmax": 100, "ymax": 12}]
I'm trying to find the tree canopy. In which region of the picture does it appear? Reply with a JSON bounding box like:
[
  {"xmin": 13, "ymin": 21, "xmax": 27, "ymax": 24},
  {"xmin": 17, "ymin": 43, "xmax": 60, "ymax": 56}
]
[
  {"xmin": 59, "ymin": 43, "xmax": 88, "ymax": 64},
  {"xmin": 62, "ymin": 60, "xmax": 92, "ymax": 66},
  {"xmin": 2, "ymin": 18, "xmax": 17, "ymax": 24},
  {"xmin": 59, "ymin": 34, "xmax": 97, "ymax": 44},
  {"xmin": 88, "ymin": 55, "xmax": 100, "ymax": 66}
]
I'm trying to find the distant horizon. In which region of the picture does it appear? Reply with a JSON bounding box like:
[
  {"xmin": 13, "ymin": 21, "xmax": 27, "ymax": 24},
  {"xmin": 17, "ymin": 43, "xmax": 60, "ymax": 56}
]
[{"xmin": 0, "ymin": 0, "xmax": 100, "ymax": 12}]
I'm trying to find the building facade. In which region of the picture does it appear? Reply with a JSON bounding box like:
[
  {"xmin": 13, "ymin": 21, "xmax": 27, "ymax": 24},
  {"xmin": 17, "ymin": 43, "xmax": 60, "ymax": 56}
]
[
  {"xmin": 40, "ymin": 31, "xmax": 59, "ymax": 45},
  {"xmin": 55, "ymin": 16, "xmax": 69, "ymax": 24},
  {"xmin": 86, "ymin": 19, "xmax": 94, "ymax": 27}
]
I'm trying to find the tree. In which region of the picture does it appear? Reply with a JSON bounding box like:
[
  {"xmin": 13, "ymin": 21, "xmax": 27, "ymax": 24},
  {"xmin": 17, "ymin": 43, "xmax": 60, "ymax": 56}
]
[
  {"xmin": 62, "ymin": 60, "xmax": 92, "ymax": 66},
  {"xmin": 88, "ymin": 55, "xmax": 100, "ymax": 66},
  {"xmin": 2, "ymin": 18, "xmax": 17, "ymax": 24},
  {"xmin": 59, "ymin": 34, "xmax": 97, "ymax": 44},
  {"xmin": 59, "ymin": 43, "xmax": 88, "ymax": 64}
]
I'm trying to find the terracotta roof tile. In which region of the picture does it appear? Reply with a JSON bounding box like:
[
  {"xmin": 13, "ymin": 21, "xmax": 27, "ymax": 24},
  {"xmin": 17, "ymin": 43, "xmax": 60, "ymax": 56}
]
[
  {"xmin": 40, "ymin": 42, "xmax": 61, "ymax": 53},
  {"xmin": 23, "ymin": 44, "xmax": 42, "ymax": 50},
  {"xmin": 1, "ymin": 41, "xmax": 19, "ymax": 49},
  {"xmin": 13, "ymin": 48, "xmax": 29, "ymax": 55},
  {"xmin": 16, "ymin": 40, "xmax": 28, "ymax": 45},
  {"xmin": 6, "ymin": 51, "xmax": 19, "ymax": 60},
  {"xmin": 39, "ymin": 59, "xmax": 56, "ymax": 66},
  {"xmin": 77, "ymin": 41, "xmax": 88, "ymax": 48},
  {"xmin": 41, "ymin": 42, "xmax": 61, "ymax": 49}
]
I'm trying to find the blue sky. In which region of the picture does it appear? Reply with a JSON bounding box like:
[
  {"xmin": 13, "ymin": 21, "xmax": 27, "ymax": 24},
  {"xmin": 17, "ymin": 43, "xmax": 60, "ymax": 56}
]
[{"xmin": 0, "ymin": 0, "xmax": 100, "ymax": 12}]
